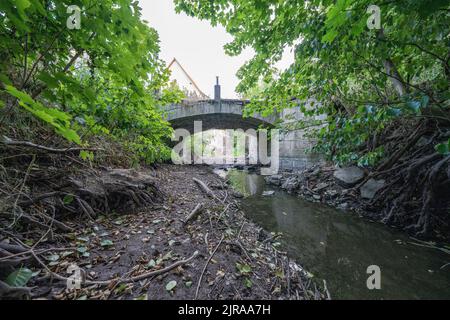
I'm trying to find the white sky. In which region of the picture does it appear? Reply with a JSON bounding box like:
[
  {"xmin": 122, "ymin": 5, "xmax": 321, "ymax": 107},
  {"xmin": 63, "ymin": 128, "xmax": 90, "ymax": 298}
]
[{"xmin": 139, "ymin": 1, "xmax": 294, "ymax": 99}]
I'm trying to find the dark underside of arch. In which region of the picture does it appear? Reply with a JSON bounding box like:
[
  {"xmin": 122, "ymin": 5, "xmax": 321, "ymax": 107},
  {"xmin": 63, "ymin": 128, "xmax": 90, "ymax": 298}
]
[{"xmin": 168, "ymin": 113, "xmax": 274, "ymax": 134}]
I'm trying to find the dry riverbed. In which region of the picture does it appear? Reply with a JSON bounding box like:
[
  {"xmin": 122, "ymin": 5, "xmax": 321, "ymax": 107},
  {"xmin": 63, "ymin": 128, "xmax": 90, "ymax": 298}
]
[{"xmin": 28, "ymin": 164, "xmax": 326, "ymax": 300}]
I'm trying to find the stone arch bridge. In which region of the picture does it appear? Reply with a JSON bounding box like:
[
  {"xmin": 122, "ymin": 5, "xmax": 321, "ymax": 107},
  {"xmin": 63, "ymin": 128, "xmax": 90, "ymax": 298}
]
[
  {"xmin": 160, "ymin": 99, "xmax": 320, "ymax": 170},
  {"xmin": 161, "ymin": 99, "xmax": 277, "ymax": 133}
]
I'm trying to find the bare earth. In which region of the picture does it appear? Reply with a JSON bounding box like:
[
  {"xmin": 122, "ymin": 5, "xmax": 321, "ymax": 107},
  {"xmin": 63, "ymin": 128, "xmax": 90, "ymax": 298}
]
[{"xmin": 32, "ymin": 164, "xmax": 325, "ymax": 300}]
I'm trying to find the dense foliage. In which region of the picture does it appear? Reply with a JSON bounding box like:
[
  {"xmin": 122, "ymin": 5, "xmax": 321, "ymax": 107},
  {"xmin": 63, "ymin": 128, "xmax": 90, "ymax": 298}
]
[
  {"xmin": 175, "ymin": 0, "xmax": 449, "ymax": 165},
  {"xmin": 0, "ymin": 0, "xmax": 182, "ymax": 163}
]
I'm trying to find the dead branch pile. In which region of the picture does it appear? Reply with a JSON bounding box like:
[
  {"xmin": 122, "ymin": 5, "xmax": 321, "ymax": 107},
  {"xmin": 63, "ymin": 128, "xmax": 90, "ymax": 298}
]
[{"xmin": 0, "ymin": 134, "xmax": 164, "ymax": 298}]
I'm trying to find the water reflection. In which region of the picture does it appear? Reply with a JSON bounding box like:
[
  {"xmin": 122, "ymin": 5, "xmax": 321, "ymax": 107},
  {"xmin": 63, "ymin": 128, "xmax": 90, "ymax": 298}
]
[{"xmin": 221, "ymin": 169, "xmax": 450, "ymax": 299}]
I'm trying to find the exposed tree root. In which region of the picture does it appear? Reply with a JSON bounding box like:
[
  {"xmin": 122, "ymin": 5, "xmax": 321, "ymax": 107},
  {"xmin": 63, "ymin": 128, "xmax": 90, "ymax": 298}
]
[
  {"xmin": 0, "ymin": 280, "xmax": 31, "ymax": 299},
  {"xmin": 0, "ymin": 138, "xmax": 165, "ymax": 299},
  {"xmin": 363, "ymin": 119, "xmax": 450, "ymax": 238}
]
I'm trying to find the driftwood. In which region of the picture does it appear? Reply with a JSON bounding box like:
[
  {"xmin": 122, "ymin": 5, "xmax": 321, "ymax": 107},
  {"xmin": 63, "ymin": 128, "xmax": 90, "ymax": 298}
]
[
  {"xmin": 193, "ymin": 177, "xmax": 221, "ymax": 202},
  {"xmin": 183, "ymin": 203, "xmax": 204, "ymax": 224}
]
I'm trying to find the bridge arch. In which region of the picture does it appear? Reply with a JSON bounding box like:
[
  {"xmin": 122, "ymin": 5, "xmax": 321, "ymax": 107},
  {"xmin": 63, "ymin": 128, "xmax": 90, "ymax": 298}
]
[{"xmin": 161, "ymin": 99, "xmax": 277, "ymax": 134}]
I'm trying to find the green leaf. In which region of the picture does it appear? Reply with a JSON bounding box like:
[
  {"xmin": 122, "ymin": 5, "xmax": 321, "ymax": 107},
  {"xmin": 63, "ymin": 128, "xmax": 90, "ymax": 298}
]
[
  {"xmin": 387, "ymin": 107, "xmax": 402, "ymax": 117},
  {"xmin": 236, "ymin": 263, "xmax": 252, "ymax": 274},
  {"xmin": 77, "ymin": 246, "xmax": 88, "ymax": 253},
  {"xmin": 406, "ymin": 100, "xmax": 421, "ymax": 113},
  {"xmin": 165, "ymin": 280, "xmax": 177, "ymax": 291},
  {"xmin": 0, "ymin": 74, "xmax": 13, "ymax": 86},
  {"xmin": 146, "ymin": 259, "xmax": 156, "ymax": 268},
  {"xmin": 5, "ymin": 268, "xmax": 33, "ymax": 287},
  {"xmin": 45, "ymin": 254, "xmax": 60, "ymax": 262},
  {"xmin": 38, "ymin": 72, "xmax": 60, "ymax": 89},
  {"xmin": 134, "ymin": 293, "xmax": 148, "ymax": 300},
  {"xmin": 63, "ymin": 194, "xmax": 74, "ymax": 205},
  {"xmin": 420, "ymin": 95, "xmax": 430, "ymax": 109},
  {"xmin": 4, "ymin": 85, "xmax": 81, "ymax": 145},
  {"xmin": 5, "ymin": 85, "xmax": 35, "ymax": 105},
  {"xmin": 435, "ymin": 139, "xmax": 450, "ymax": 155},
  {"xmin": 80, "ymin": 150, "xmax": 94, "ymax": 161},
  {"xmin": 243, "ymin": 277, "xmax": 253, "ymax": 288},
  {"xmin": 100, "ymin": 239, "xmax": 114, "ymax": 247},
  {"xmin": 15, "ymin": 0, "xmax": 31, "ymax": 20},
  {"xmin": 321, "ymin": 29, "xmax": 338, "ymax": 43}
]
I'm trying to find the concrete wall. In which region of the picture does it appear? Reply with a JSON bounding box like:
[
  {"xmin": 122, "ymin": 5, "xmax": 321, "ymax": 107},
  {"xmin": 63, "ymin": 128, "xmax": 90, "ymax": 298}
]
[
  {"xmin": 277, "ymin": 102, "xmax": 324, "ymax": 171},
  {"xmin": 279, "ymin": 129, "xmax": 322, "ymax": 170}
]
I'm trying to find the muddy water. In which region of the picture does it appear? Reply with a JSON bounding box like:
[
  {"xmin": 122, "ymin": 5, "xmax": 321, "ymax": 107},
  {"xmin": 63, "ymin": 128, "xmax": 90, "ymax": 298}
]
[{"xmin": 217, "ymin": 169, "xmax": 450, "ymax": 300}]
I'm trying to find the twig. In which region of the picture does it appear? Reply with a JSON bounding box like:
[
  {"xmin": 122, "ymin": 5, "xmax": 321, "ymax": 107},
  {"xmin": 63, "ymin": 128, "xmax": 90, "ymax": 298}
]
[
  {"xmin": 32, "ymin": 250, "xmax": 199, "ymax": 286},
  {"xmin": 183, "ymin": 203, "xmax": 204, "ymax": 224},
  {"xmin": 0, "ymin": 246, "xmax": 76, "ymax": 262},
  {"xmin": 237, "ymin": 222, "xmax": 245, "ymax": 239},
  {"xmin": 31, "ymin": 206, "xmax": 55, "ymax": 250},
  {"xmin": 323, "ymin": 280, "xmax": 331, "ymax": 300},
  {"xmin": 286, "ymin": 256, "xmax": 291, "ymax": 298},
  {"xmin": 195, "ymin": 235, "xmax": 225, "ymax": 300},
  {"xmin": 217, "ymin": 203, "xmax": 231, "ymax": 221},
  {"xmin": 262, "ymin": 233, "xmax": 281, "ymax": 244},
  {"xmin": 2, "ymin": 136, "xmax": 103, "ymax": 154},
  {"xmin": 193, "ymin": 177, "xmax": 222, "ymax": 202},
  {"xmin": 408, "ymin": 238, "xmax": 450, "ymax": 255},
  {"xmin": 8, "ymin": 155, "xmax": 35, "ymax": 227}
]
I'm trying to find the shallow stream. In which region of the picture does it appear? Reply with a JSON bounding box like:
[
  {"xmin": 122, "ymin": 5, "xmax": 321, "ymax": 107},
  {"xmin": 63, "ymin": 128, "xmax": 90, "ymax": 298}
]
[{"xmin": 217, "ymin": 168, "xmax": 450, "ymax": 299}]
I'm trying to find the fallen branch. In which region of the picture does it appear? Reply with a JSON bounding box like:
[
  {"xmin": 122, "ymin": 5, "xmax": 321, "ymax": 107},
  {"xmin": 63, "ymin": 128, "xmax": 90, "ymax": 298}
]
[
  {"xmin": 91, "ymin": 251, "xmax": 199, "ymax": 286},
  {"xmin": 323, "ymin": 280, "xmax": 331, "ymax": 300},
  {"xmin": 19, "ymin": 192, "xmax": 61, "ymax": 207},
  {"xmin": 38, "ymin": 211, "xmax": 74, "ymax": 232},
  {"xmin": 0, "ymin": 241, "xmax": 28, "ymax": 254},
  {"xmin": 193, "ymin": 178, "xmax": 222, "ymax": 202},
  {"xmin": 0, "ymin": 280, "xmax": 31, "ymax": 299},
  {"xmin": 2, "ymin": 136, "xmax": 103, "ymax": 154},
  {"xmin": 31, "ymin": 249, "xmax": 199, "ymax": 287},
  {"xmin": 0, "ymin": 247, "xmax": 76, "ymax": 263},
  {"xmin": 183, "ymin": 203, "xmax": 204, "ymax": 224}
]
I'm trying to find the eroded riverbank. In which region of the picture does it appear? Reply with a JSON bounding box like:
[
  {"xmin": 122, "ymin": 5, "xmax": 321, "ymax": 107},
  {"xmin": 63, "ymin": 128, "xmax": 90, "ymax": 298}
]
[{"xmin": 23, "ymin": 164, "xmax": 324, "ymax": 300}]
